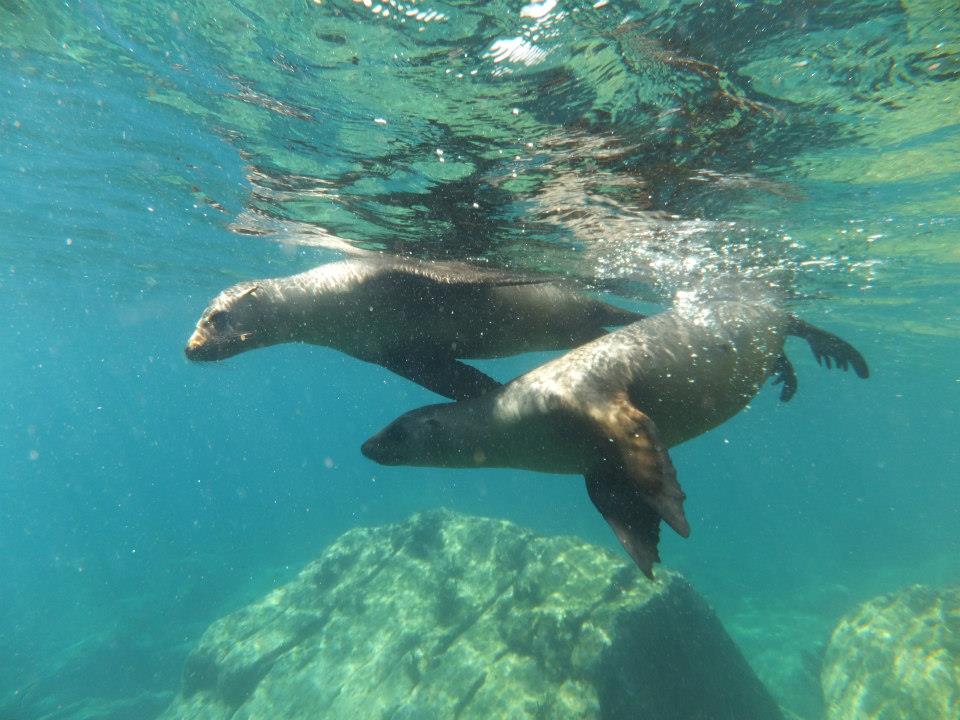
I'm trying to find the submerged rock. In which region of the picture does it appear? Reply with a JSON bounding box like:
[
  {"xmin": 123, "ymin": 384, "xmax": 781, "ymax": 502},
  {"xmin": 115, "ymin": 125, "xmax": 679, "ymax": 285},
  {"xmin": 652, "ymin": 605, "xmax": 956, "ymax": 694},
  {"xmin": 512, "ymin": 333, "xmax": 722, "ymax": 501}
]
[
  {"xmin": 822, "ymin": 584, "xmax": 960, "ymax": 720},
  {"xmin": 159, "ymin": 509, "xmax": 783, "ymax": 720}
]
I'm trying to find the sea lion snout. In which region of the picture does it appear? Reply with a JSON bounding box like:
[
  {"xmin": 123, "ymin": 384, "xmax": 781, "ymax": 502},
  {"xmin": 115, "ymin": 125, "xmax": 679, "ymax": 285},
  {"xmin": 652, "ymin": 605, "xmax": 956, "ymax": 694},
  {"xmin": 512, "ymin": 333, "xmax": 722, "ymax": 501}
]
[
  {"xmin": 362, "ymin": 415, "xmax": 430, "ymax": 465},
  {"xmin": 361, "ymin": 433, "xmax": 398, "ymax": 465},
  {"xmin": 184, "ymin": 328, "xmax": 240, "ymax": 361},
  {"xmin": 184, "ymin": 329, "xmax": 218, "ymax": 360},
  {"xmin": 184, "ymin": 332, "xmax": 205, "ymax": 359}
]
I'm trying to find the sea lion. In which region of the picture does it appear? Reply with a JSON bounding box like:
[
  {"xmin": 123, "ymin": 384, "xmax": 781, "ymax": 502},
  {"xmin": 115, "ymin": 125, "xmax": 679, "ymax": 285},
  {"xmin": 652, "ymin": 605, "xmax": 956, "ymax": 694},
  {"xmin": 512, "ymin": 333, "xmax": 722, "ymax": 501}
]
[
  {"xmin": 184, "ymin": 256, "xmax": 643, "ymax": 400},
  {"xmin": 361, "ymin": 299, "xmax": 869, "ymax": 577}
]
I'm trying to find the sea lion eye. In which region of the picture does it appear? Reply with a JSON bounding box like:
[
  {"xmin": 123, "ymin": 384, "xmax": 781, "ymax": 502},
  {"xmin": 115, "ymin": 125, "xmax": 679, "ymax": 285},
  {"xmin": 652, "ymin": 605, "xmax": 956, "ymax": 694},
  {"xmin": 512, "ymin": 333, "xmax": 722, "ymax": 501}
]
[{"xmin": 207, "ymin": 310, "xmax": 229, "ymax": 330}]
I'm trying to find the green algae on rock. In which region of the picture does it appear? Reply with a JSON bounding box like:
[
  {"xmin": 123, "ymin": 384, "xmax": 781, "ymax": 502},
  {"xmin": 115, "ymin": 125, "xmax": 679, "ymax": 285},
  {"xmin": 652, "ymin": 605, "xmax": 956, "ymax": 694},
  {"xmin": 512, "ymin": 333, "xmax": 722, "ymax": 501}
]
[
  {"xmin": 158, "ymin": 510, "xmax": 783, "ymax": 720},
  {"xmin": 822, "ymin": 584, "xmax": 960, "ymax": 720}
]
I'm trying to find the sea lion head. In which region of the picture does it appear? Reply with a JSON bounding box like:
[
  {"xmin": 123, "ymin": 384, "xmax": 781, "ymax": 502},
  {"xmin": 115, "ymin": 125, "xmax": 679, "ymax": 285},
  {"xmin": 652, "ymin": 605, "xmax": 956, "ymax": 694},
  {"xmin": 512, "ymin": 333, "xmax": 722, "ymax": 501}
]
[
  {"xmin": 185, "ymin": 282, "xmax": 277, "ymax": 361},
  {"xmin": 362, "ymin": 404, "xmax": 471, "ymax": 467}
]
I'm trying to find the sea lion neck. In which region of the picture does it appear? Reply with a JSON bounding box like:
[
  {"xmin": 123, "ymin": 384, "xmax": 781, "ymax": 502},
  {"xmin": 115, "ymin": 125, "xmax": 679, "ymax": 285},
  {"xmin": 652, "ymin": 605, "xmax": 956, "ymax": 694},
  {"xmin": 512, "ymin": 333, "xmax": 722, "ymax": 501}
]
[
  {"xmin": 234, "ymin": 279, "xmax": 318, "ymax": 344},
  {"xmin": 422, "ymin": 392, "xmax": 507, "ymax": 468},
  {"xmin": 251, "ymin": 272, "xmax": 348, "ymax": 346}
]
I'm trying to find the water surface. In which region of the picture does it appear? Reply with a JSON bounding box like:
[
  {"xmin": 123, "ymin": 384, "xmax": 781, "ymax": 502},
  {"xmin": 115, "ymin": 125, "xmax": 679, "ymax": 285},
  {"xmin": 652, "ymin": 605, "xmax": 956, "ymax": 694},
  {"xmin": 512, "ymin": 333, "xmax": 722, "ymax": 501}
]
[{"xmin": 1, "ymin": 1, "xmax": 958, "ymax": 718}]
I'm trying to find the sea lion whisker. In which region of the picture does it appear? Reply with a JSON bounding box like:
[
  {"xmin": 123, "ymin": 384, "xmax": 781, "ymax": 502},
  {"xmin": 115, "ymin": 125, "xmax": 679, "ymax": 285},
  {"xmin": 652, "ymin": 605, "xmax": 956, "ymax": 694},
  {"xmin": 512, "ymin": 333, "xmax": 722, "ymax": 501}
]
[{"xmin": 213, "ymin": 330, "xmax": 255, "ymax": 343}]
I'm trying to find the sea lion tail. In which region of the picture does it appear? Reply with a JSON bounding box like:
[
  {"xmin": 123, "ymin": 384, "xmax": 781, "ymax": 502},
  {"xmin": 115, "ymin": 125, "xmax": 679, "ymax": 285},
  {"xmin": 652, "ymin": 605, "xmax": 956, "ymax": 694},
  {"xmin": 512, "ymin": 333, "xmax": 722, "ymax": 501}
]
[{"xmin": 787, "ymin": 317, "xmax": 869, "ymax": 379}]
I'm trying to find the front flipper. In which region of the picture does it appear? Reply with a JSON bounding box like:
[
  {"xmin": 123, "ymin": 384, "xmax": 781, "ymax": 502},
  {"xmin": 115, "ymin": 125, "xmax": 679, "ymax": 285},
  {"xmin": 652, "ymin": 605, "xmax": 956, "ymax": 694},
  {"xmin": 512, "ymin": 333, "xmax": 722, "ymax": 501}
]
[
  {"xmin": 587, "ymin": 391, "xmax": 690, "ymax": 539},
  {"xmin": 772, "ymin": 353, "xmax": 798, "ymax": 402},
  {"xmin": 787, "ymin": 317, "xmax": 869, "ymax": 378},
  {"xmin": 377, "ymin": 353, "xmax": 502, "ymax": 401},
  {"xmin": 585, "ymin": 470, "xmax": 662, "ymax": 579}
]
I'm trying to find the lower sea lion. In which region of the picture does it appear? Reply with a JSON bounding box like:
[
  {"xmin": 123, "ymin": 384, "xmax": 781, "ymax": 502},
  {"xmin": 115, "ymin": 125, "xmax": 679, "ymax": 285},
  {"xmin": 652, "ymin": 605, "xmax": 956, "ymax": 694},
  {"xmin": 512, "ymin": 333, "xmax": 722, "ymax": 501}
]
[
  {"xmin": 361, "ymin": 299, "xmax": 869, "ymax": 577},
  {"xmin": 185, "ymin": 256, "xmax": 642, "ymax": 400}
]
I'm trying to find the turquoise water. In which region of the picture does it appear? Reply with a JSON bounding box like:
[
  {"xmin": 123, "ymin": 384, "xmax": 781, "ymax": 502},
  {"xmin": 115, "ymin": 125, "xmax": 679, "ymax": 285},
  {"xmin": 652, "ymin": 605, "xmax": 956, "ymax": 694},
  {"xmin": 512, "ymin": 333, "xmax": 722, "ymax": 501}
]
[{"xmin": 1, "ymin": 1, "xmax": 958, "ymax": 718}]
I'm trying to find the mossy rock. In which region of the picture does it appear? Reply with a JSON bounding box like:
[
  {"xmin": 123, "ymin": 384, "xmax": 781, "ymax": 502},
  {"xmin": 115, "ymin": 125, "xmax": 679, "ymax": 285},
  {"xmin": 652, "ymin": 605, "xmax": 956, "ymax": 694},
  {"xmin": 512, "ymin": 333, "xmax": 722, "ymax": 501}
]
[
  {"xmin": 159, "ymin": 509, "xmax": 783, "ymax": 720},
  {"xmin": 822, "ymin": 584, "xmax": 960, "ymax": 720}
]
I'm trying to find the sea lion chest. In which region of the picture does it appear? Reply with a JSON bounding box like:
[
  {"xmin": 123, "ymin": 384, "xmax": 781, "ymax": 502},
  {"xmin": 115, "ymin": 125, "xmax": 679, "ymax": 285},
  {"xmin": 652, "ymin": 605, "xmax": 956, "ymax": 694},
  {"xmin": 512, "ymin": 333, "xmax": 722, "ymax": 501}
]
[{"xmin": 306, "ymin": 281, "xmax": 482, "ymax": 358}]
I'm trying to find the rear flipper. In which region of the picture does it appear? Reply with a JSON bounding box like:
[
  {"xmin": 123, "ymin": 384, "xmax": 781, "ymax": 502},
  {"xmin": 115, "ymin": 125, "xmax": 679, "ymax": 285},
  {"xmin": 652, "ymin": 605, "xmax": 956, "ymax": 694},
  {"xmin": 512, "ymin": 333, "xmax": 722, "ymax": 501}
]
[
  {"xmin": 772, "ymin": 353, "xmax": 798, "ymax": 402},
  {"xmin": 787, "ymin": 317, "xmax": 869, "ymax": 378},
  {"xmin": 585, "ymin": 471, "xmax": 662, "ymax": 579}
]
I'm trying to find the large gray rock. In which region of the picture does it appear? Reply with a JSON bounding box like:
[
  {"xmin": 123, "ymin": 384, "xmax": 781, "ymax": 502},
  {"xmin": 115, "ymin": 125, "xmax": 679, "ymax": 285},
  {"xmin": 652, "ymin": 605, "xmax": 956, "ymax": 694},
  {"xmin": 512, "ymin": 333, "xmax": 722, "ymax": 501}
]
[
  {"xmin": 822, "ymin": 584, "xmax": 960, "ymax": 720},
  {"xmin": 159, "ymin": 509, "xmax": 783, "ymax": 720}
]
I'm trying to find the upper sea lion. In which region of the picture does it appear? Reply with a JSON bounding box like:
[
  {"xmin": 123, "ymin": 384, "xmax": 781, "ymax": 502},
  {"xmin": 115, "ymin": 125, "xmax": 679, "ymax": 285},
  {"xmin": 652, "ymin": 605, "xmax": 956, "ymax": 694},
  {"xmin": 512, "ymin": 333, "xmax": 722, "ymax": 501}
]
[
  {"xmin": 361, "ymin": 299, "xmax": 869, "ymax": 577},
  {"xmin": 184, "ymin": 255, "xmax": 643, "ymax": 400}
]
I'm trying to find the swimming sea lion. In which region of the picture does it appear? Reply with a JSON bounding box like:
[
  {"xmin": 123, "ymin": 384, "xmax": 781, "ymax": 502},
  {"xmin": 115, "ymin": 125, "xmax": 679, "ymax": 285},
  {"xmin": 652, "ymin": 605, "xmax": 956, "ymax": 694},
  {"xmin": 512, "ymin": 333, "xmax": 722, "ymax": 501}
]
[
  {"xmin": 361, "ymin": 299, "xmax": 869, "ymax": 577},
  {"xmin": 184, "ymin": 256, "xmax": 643, "ymax": 400}
]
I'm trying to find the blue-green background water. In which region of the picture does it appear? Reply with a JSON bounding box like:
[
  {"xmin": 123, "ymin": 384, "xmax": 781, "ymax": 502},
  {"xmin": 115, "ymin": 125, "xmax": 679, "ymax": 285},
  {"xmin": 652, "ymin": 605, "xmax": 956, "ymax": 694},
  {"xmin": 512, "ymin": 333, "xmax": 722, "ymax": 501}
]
[{"xmin": 1, "ymin": 1, "xmax": 958, "ymax": 718}]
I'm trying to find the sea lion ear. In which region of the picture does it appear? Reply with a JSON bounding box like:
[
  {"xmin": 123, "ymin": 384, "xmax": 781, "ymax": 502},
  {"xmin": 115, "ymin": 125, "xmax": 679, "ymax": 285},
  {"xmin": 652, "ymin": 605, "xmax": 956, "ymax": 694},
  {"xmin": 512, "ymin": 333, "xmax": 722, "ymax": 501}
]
[{"xmin": 238, "ymin": 284, "xmax": 262, "ymax": 300}]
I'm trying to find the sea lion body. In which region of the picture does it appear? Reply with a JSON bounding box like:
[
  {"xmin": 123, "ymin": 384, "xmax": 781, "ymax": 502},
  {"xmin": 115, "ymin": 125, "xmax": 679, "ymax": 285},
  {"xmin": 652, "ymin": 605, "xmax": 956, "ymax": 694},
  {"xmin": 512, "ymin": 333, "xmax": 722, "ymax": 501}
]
[
  {"xmin": 488, "ymin": 301, "xmax": 784, "ymax": 456},
  {"xmin": 185, "ymin": 256, "xmax": 641, "ymax": 399},
  {"xmin": 363, "ymin": 301, "xmax": 782, "ymax": 471},
  {"xmin": 362, "ymin": 299, "xmax": 869, "ymax": 576}
]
